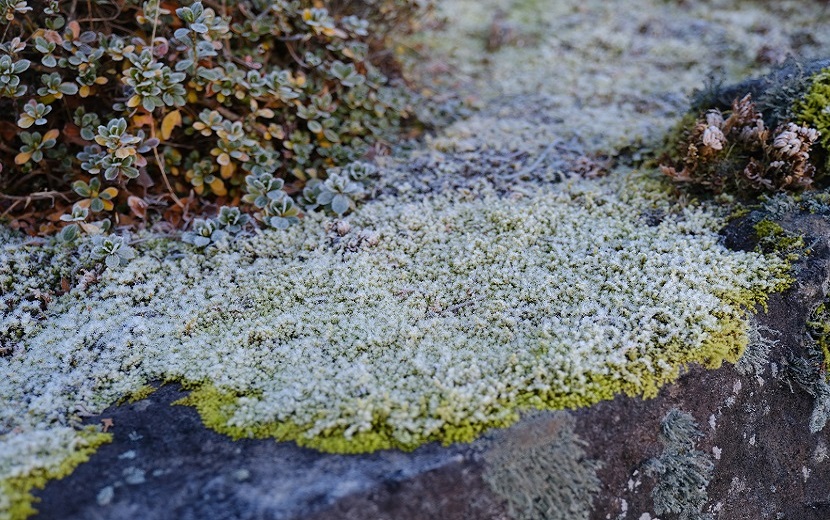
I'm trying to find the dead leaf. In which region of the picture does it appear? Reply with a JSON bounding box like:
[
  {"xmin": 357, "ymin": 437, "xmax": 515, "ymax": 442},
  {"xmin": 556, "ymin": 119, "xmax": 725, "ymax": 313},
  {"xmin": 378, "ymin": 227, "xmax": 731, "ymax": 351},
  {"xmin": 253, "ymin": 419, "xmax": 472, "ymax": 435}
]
[
  {"xmin": 161, "ymin": 110, "xmax": 182, "ymax": 140},
  {"xmin": 132, "ymin": 113, "xmax": 155, "ymax": 128},
  {"xmin": 62, "ymin": 123, "xmax": 89, "ymax": 146},
  {"xmin": 101, "ymin": 418, "xmax": 114, "ymax": 433},
  {"xmin": 67, "ymin": 20, "xmax": 81, "ymax": 40},
  {"xmin": 127, "ymin": 195, "xmax": 148, "ymax": 219},
  {"xmin": 135, "ymin": 169, "xmax": 156, "ymax": 188}
]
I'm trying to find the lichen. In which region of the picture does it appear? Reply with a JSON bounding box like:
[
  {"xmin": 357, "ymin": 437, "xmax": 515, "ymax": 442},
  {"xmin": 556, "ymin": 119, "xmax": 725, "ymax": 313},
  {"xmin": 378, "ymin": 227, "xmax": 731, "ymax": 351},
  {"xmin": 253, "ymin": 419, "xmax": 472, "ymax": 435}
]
[
  {"xmin": 789, "ymin": 300, "xmax": 830, "ymax": 433},
  {"xmin": 645, "ymin": 409, "xmax": 714, "ymax": 520},
  {"xmin": 735, "ymin": 322, "xmax": 779, "ymax": 379},
  {"xmin": 482, "ymin": 413, "xmax": 602, "ymax": 520}
]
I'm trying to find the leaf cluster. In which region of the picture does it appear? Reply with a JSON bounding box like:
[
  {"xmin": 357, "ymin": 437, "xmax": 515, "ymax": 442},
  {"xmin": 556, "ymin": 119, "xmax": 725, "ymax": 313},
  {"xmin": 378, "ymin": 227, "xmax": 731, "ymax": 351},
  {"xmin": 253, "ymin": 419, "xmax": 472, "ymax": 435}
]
[{"xmin": 0, "ymin": 0, "xmax": 433, "ymax": 239}]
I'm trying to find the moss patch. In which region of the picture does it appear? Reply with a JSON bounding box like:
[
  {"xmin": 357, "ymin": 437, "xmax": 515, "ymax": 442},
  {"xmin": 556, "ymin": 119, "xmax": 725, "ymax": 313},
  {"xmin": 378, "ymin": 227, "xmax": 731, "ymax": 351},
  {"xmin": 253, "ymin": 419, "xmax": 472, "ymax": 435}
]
[
  {"xmin": 174, "ymin": 310, "xmax": 756, "ymax": 454},
  {"xmin": 0, "ymin": 429, "xmax": 110, "ymax": 520}
]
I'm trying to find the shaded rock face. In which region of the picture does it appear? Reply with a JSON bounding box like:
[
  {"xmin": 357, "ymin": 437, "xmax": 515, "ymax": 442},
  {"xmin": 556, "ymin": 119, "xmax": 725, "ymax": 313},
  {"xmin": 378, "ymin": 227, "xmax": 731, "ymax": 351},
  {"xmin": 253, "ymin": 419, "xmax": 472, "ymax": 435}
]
[{"xmin": 32, "ymin": 208, "xmax": 830, "ymax": 519}]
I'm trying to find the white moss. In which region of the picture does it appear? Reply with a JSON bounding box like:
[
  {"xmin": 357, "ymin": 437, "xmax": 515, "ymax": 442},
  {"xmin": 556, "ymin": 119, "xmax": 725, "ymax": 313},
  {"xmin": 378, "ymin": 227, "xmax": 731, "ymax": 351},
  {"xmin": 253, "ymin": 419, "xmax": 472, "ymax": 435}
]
[
  {"xmin": 427, "ymin": 0, "xmax": 830, "ymax": 153},
  {"xmin": 1, "ymin": 168, "xmax": 787, "ymax": 495}
]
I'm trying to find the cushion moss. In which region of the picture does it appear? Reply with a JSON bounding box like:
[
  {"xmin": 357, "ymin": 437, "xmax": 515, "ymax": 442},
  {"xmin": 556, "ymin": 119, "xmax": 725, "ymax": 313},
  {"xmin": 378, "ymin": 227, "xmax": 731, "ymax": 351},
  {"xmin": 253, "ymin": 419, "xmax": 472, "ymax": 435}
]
[
  {"xmin": 0, "ymin": 170, "xmax": 790, "ymax": 517},
  {"xmin": 0, "ymin": 429, "xmax": 110, "ymax": 520}
]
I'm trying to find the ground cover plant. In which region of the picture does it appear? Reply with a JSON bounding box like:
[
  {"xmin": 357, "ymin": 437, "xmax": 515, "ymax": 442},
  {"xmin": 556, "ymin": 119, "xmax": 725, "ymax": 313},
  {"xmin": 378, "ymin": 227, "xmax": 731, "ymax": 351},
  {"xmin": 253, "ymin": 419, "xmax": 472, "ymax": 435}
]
[
  {"xmin": 0, "ymin": 171, "xmax": 790, "ymax": 518},
  {"xmin": 0, "ymin": 0, "xmax": 431, "ymax": 239}
]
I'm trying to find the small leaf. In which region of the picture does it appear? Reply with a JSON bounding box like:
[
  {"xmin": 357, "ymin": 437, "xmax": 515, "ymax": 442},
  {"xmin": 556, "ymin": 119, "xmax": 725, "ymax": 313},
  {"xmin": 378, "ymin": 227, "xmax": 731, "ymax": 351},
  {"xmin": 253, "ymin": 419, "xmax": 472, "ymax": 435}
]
[
  {"xmin": 105, "ymin": 254, "xmax": 120, "ymax": 269},
  {"xmin": 43, "ymin": 128, "xmax": 60, "ymax": 142},
  {"xmin": 209, "ymin": 177, "xmax": 227, "ymax": 195},
  {"xmin": 161, "ymin": 110, "xmax": 182, "ymax": 140},
  {"xmin": 100, "ymin": 187, "xmax": 119, "ymax": 200},
  {"xmin": 127, "ymin": 196, "xmax": 148, "ymax": 219},
  {"xmin": 14, "ymin": 152, "xmax": 31, "ymax": 165},
  {"xmin": 331, "ymin": 194, "xmax": 350, "ymax": 215}
]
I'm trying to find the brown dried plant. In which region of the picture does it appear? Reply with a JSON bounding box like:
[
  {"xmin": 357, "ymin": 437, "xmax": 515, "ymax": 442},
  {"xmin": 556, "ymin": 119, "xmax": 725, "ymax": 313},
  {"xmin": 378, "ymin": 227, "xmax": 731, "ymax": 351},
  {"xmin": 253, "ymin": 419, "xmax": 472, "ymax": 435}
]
[{"xmin": 661, "ymin": 94, "xmax": 819, "ymax": 195}]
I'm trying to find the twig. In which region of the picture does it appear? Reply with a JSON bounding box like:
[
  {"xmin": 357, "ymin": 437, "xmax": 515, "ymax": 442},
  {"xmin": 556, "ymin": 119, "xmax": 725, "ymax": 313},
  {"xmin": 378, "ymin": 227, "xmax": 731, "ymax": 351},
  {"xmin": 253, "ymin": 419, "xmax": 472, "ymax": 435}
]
[
  {"xmin": 0, "ymin": 190, "xmax": 72, "ymax": 202},
  {"xmin": 146, "ymin": 5, "xmax": 184, "ymax": 209},
  {"xmin": 506, "ymin": 141, "xmax": 557, "ymax": 180},
  {"xmin": 150, "ymin": 120, "xmax": 185, "ymax": 209}
]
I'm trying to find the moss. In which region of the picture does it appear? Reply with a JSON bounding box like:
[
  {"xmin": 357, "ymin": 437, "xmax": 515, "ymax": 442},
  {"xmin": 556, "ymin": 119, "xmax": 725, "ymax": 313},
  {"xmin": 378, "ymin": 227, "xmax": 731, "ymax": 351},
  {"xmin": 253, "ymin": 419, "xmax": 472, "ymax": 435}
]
[
  {"xmin": 0, "ymin": 429, "xmax": 111, "ymax": 520},
  {"xmin": 174, "ymin": 312, "xmax": 757, "ymax": 454},
  {"xmin": 808, "ymin": 303, "xmax": 830, "ymax": 374},
  {"xmin": 753, "ymin": 219, "xmax": 805, "ymax": 261},
  {"xmin": 118, "ymin": 384, "xmax": 158, "ymax": 405},
  {"xmin": 794, "ymin": 68, "xmax": 830, "ymax": 171}
]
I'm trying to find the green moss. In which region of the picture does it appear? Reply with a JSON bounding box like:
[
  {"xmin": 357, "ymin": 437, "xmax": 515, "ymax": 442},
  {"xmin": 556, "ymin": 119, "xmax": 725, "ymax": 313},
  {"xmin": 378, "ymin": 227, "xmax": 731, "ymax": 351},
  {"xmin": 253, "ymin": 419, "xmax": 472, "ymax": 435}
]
[
  {"xmin": 807, "ymin": 303, "xmax": 830, "ymax": 377},
  {"xmin": 795, "ymin": 68, "xmax": 830, "ymax": 171},
  {"xmin": 754, "ymin": 219, "xmax": 805, "ymax": 261},
  {"xmin": 118, "ymin": 384, "xmax": 158, "ymax": 405},
  {"xmin": 174, "ymin": 312, "xmax": 756, "ymax": 454},
  {"xmin": 0, "ymin": 429, "xmax": 111, "ymax": 520}
]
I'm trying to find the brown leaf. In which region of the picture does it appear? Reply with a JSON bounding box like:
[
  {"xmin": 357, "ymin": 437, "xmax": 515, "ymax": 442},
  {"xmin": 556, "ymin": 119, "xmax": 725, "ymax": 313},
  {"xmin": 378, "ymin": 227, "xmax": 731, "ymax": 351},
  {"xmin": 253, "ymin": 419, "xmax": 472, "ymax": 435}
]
[
  {"xmin": 100, "ymin": 418, "xmax": 114, "ymax": 433},
  {"xmin": 127, "ymin": 195, "xmax": 148, "ymax": 219},
  {"xmin": 135, "ymin": 168, "xmax": 155, "ymax": 188},
  {"xmin": 62, "ymin": 123, "xmax": 89, "ymax": 146}
]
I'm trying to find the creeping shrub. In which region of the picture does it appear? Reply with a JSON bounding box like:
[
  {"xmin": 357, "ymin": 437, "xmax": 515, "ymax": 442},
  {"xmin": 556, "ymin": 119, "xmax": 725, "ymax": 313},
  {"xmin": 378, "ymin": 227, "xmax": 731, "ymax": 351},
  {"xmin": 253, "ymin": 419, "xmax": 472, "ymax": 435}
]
[{"xmin": 0, "ymin": 0, "xmax": 433, "ymax": 236}]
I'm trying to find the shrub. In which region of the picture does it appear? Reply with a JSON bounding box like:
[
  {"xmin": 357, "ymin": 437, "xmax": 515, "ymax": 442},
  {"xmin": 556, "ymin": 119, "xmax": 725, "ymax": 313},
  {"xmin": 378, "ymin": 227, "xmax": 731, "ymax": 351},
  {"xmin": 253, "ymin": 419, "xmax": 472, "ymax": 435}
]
[{"xmin": 0, "ymin": 0, "xmax": 433, "ymax": 237}]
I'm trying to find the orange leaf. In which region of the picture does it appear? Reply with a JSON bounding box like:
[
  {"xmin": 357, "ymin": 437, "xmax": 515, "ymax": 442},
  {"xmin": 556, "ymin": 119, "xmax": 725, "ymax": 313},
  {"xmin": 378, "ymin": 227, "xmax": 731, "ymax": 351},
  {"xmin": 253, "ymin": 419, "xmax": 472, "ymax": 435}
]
[
  {"xmin": 161, "ymin": 110, "xmax": 182, "ymax": 140},
  {"xmin": 209, "ymin": 177, "xmax": 227, "ymax": 196},
  {"xmin": 14, "ymin": 152, "xmax": 31, "ymax": 165},
  {"xmin": 43, "ymin": 129, "xmax": 60, "ymax": 142},
  {"xmin": 132, "ymin": 114, "xmax": 154, "ymax": 128},
  {"xmin": 100, "ymin": 187, "xmax": 119, "ymax": 199}
]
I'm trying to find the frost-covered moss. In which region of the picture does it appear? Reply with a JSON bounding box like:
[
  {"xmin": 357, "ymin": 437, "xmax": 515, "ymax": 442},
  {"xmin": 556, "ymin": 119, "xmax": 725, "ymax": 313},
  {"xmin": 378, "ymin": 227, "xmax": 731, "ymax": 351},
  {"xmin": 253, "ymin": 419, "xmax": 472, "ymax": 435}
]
[
  {"xmin": 6, "ymin": 0, "xmax": 830, "ymax": 513},
  {"xmin": 0, "ymin": 169, "xmax": 789, "ymax": 516},
  {"xmin": 0, "ymin": 428, "xmax": 110, "ymax": 520}
]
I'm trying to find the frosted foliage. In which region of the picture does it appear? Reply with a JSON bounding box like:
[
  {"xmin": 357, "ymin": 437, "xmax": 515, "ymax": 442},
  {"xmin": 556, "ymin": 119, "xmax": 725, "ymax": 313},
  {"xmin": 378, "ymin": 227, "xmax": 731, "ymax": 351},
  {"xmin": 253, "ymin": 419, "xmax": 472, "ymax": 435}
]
[{"xmin": 0, "ymin": 173, "xmax": 786, "ymax": 475}]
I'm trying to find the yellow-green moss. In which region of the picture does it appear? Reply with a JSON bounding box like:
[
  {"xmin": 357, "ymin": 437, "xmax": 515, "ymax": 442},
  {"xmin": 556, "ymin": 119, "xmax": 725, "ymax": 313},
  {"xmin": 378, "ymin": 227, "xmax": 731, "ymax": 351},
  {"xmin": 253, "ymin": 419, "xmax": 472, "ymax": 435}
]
[
  {"xmin": 118, "ymin": 384, "xmax": 158, "ymax": 405},
  {"xmin": 0, "ymin": 429, "xmax": 111, "ymax": 520},
  {"xmin": 173, "ymin": 311, "xmax": 756, "ymax": 454},
  {"xmin": 807, "ymin": 303, "xmax": 830, "ymax": 377},
  {"xmin": 754, "ymin": 219, "xmax": 806, "ymax": 262},
  {"xmin": 795, "ymin": 68, "xmax": 830, "ymax": 169}
]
